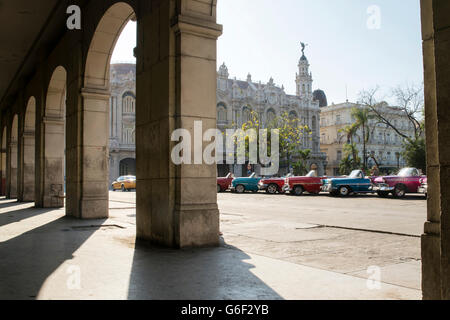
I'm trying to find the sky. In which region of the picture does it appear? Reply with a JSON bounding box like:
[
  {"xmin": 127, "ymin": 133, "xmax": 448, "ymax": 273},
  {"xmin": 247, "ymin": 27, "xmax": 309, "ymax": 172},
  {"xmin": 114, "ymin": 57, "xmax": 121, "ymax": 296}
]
[{"xmin": 111, "ymin": 0, "xmax": 423, "ymax": 105}]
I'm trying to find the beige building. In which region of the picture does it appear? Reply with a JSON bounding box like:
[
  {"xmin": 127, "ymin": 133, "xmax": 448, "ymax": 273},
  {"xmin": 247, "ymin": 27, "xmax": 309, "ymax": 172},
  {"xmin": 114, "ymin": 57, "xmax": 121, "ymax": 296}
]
[{"xmin": 320, "ymin": 102, "xmax": 416, "ymax": 176}]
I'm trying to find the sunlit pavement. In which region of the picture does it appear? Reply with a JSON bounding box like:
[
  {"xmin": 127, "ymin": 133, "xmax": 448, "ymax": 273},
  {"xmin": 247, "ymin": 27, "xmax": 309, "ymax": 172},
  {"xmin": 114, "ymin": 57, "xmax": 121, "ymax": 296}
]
[{"xmin": 0, "ymin": 192, "xmax": 424, "ymax": 300}]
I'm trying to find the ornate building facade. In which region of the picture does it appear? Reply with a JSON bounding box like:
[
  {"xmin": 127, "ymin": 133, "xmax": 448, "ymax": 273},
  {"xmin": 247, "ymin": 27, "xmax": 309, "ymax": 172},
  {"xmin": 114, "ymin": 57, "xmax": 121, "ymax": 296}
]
[
  {"xmin": 109, "ymin": 63, "xmax": 137, "ymax": 185},
  {"xmin": 108, "ymin": 49, "xmax": 328, "ymax": 182},
  {"xmin": 216, "ymin": 49, "xmax": 328, "ymax": 176}
]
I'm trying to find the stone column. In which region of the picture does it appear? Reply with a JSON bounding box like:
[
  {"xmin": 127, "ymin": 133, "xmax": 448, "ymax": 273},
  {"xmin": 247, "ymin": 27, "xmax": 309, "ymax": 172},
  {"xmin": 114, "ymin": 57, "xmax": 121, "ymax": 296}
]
[
  {"xmin": 66, "ymin": 88, "xmax": 109, "ymax": 219},
  {"xmin": 421, "ymin": 0, "xmax": 450, "ymax": 300},
  {"xmin": 41, "ymin": 116, "xmax": 65, "ymax": 208},
  {"xmin": 21, "ymin": 130, "xmax": 35, "ymax": 202},
  {"xmin": 9, "ymin": 140, "xmax": 18, "ymax": 199},
  {"xmin": 135, "ymin": 0, "xmax": 222, "ymax": 248}
]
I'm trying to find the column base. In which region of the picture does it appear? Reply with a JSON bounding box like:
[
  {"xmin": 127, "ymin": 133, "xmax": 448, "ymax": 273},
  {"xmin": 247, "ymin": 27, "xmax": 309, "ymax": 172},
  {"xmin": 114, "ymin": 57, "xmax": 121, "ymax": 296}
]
[{"xmin": 422, "ymin": 230, "xmax": 441, "ymax": 300}]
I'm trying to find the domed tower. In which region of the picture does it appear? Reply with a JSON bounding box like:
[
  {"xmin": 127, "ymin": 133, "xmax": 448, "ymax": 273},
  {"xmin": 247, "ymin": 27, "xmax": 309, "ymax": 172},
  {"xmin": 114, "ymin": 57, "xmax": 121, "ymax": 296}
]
[
  {"xmin": 296, "ymin": 43, "xmax": 313, "ymax": 98},
  {"xmin": 217, "ymin": 62, "xmax": 229, "ymax": 91},
  {"xmin": 313, "ymin": 89, "xmax": 328, "ymax": 107}
]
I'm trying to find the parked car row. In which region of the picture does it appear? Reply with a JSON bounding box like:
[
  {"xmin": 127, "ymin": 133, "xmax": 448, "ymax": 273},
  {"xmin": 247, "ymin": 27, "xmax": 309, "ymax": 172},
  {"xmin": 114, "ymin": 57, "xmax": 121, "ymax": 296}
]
[{"xmin": 217, "ymin": 167, "xmax": 428, "ymax": 199}]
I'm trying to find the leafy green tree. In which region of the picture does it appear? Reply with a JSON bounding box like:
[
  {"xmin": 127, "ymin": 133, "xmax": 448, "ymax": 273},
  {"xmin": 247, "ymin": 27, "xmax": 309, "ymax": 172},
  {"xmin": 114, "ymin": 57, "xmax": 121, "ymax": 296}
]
[
  {"xmin": 351, "ymin": 107, "xmax": 375, "ymax": 170},
  {"xmin": 292, "ymin": 149, "xmax": 311, "ymax": 176},
  {"xmin": 339, "ymin": 143, "xmax": 361, "ymax": 175},
  {"xmin": 339, "ymin": 124, "xmax": 359, "ymax": 163},
  {"xmin": 229, "ymin": 110, "xmax": 309, "ymax": 175},
  {"xmin": 266, "ymin": 111, "xmax": 310, "ymax": 173},
  {"xmin": 402, "ymin": 137, "xmax": 426, "ymax": 173}
]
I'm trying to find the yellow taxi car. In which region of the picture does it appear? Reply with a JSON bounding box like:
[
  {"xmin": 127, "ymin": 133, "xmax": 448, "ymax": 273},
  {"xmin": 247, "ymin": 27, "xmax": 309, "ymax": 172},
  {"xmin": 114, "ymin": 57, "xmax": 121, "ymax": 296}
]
[{"xmin": 112, "ymin": 176, "xmax": 136, "ymax": 192}]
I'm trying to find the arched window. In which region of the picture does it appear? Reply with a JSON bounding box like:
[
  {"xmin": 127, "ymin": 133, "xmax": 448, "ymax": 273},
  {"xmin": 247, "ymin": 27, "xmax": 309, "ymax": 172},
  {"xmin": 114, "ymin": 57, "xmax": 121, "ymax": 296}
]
[
  {"xmin": 267, "ymin": 109, "xmax": 276, "ymax": 123},
  {"xmin": 242, "ymin": 107, "xmax": 251, "ymax": 123},
  {"xmin": 122, "ymin": 92, "xmax": 136, "ymax": 114},
  {"xmin": 217, "ymin": 103, "xmax": 227, "ymax": 122}
]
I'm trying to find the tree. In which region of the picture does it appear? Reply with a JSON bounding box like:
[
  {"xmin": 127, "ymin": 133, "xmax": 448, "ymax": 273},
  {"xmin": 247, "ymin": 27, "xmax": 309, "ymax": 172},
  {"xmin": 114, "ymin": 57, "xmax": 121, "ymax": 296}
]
[
  {"xmin": 358, "ymin": 84, "xmax": 426, "ymax": 172},
  {"xmin": 402, "ymin": 137, "xmax": 426, "ymax": 173},
  {"xmin": 351, "ymin": 107, "xmax": 375, "ymax": 170},
  {"xmin": 339, "ymin": 124, "xmax": 359, "ymax": 163},
  {"xmin": 292, "ymin": 149, "xmax": 311, "ymax": 176},
  {"xmin": 267, "ymin": 112, "xmax": 311, "ymax": 173},
  {"xmin": 339, "ymin": 143, "xmax": 361, "ymax": 175},
  {"xmin": 229, "ymin": 110, "xmax": 310, "ymax": 175}
]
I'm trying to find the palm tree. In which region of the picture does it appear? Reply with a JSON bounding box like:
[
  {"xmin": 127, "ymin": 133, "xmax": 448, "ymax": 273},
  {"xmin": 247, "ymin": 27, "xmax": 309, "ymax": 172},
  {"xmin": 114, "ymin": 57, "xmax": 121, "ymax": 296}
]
[
  {"xmin": 339, "ymin": 124, "xmax": 358, "ymax": 162},
  {"xmin": 351, "ymin": 107, "xmax": 375, "ymax": 169}
]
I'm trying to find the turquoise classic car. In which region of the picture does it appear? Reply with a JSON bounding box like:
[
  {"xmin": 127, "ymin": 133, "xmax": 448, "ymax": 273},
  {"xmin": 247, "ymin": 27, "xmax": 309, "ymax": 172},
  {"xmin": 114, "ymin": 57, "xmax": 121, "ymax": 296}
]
[
  {"xmin": 322, "ymin": 170, "xmax": 375, "ymax": 197},
  {"xmin": 231, "ymin": 173, "xmax": 262, "ymax": 193}
]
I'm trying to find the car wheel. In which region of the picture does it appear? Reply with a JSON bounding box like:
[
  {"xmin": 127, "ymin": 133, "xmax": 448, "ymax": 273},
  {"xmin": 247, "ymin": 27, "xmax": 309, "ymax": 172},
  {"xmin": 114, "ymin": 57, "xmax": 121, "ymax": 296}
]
[
  {"xmin": 339, "ymin": 186, "xmax": 351, "ymax": 197},
  {"xmin": 217, "ymin": 185, "xmax": 222, "ymax": 193},
  {"xmin": 293, "ymin": 185, "xmax": 304, "ymax": 196},
  {"xmin": 393, "ymin": 184, "xmax": 406, "ymax": 198},
  {"xmin": 267, "ymin": 184, "xmax": 278, "ymax": 195},
  {"xmin": 235, "ymin": 185, "xmax": 245, "ymax": 194},
  {"xmin": 377, "ymin": 191, "xmax": 390, "ymax": 198},
  {"xmin": 121, "ymin": 185, "xmax": 126, "ymax": 192}
]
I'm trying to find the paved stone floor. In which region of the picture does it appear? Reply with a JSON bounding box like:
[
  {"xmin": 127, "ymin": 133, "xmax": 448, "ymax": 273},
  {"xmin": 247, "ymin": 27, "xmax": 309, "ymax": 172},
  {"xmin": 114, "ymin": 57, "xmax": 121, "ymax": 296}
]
[{"xmin": 0, "ymin": 191, "xmax": 425, "ymax": 300}]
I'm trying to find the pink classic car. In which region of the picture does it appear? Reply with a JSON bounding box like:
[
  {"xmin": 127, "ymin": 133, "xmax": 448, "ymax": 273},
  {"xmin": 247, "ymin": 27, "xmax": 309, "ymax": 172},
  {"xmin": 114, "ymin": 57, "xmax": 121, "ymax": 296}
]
[{"xmin": 373, "ymin": 167, "xmax": 426, "ymax": 198}]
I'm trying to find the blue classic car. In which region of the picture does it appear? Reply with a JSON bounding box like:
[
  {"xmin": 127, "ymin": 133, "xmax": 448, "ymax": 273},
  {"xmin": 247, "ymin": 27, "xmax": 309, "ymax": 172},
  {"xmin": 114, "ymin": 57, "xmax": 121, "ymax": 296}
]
[
  {"xmin": 322, "ymin": 170, "xmax": 375, "ymax": 197},
  {"xmin": 231, "ymin": 173, "xmax": 262, "ymax": 193}
]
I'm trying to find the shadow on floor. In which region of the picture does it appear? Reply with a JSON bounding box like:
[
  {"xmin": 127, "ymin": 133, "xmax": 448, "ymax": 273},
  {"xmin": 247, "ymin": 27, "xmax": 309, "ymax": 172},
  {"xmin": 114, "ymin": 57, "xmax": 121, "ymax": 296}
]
[
  {"xmin": 0, "ymin": 201, "xmax": 282, "ymax": 300},
  {"xmin": 0, "ymin": 205, "xmax": 105, "ymax": 299},
  {"xmin": 127, "ymin": 239, "xmax": 283, "ymax": 300}
]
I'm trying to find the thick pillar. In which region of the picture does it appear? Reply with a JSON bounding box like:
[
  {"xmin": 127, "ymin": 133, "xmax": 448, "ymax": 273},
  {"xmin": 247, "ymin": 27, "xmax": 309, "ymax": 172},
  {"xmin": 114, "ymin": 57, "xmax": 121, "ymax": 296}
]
[
  {"xmin": 135, "ymin": 0, "xmax": 222, "ymax": 248},
  {"xmin": 9, "ymin": 140, "xmax": 18, "ymax": 199},
  {"xmin": 20, "ymin": 130, "xmax": 35, "ymax": 202},
  {"xmin": 41, "ymin": 116, "xmax": 64, "ymax": 208},
  {"xmin": 421, "ymin": 0, "xmax": 450, "ymax": 300}
]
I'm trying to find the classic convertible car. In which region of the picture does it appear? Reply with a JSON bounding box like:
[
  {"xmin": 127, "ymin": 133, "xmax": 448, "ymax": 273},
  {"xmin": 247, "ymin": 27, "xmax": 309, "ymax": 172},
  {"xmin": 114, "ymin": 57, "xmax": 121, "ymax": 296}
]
[
  {"xmin": 373, "ymin": 167, "xmax": 427, "ymax": 198},
  {"xmin": 217, "ymin": 173, "xmax": 234, "ymax": 192},
  {"xmin": 322, "ymin": 170, "xmax": 374, "ymax": 197},
  {"xmin": 258, "ymin": 174, "xmax": 292, "ymax": 194},
  {"xmin": 283, "ymin": 170, "xmax": 326, "ymax": 196},
  {"xmin": 231, "ymin": 173, "xmax": 262, "ymax": 193}
]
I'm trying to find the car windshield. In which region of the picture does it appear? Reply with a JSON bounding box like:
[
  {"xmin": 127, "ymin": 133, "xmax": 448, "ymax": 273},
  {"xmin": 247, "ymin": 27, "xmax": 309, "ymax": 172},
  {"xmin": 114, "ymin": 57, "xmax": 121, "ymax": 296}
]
[
  {"xmin": 249, "ymin": 173, "xmax": 257, "ymax": 178},
  {"xmin": 306, "ymin": 170, "xmax": 317, "ymax": 178},
  {"xmin": 398, "ymin": 168, "xmax": 418, "ymax": 177},
  {"xmin": 349, "ymin": 170, "xmax": 362, "ymax": 178}
]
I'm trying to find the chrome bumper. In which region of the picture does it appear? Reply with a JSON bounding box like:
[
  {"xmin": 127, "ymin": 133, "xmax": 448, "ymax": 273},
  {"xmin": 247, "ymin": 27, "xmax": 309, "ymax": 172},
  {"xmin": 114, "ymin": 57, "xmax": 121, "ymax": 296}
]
[{"xmin": 373, "ymin": 184, "xmax": 394, "ymax": 192}]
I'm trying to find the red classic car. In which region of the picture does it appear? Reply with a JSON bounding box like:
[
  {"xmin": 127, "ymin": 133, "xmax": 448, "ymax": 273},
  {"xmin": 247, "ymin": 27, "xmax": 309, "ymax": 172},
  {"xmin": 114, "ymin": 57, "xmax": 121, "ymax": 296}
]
[
  {"xmin": 217, "ymin": 173, "xmax": 234, "ymax": 192},
  {"xmin": 373, "ymin": 167, "xmax": 427, "ymax": 198},
  {"xmin": 258, "ymin": 175, "xmax": 291, "ymax": 194},
  {"xmin": 283, "ymin": 170, "xmax": 327, "ymax": 196}
]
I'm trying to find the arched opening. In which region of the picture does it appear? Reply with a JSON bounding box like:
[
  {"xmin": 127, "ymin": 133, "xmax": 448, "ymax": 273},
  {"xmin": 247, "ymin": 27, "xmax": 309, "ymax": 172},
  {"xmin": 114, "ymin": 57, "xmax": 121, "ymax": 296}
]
[
  {"xmin": 9, "ymin": 115, "xmax": 18, "ymax": 199},
  {"xmin": 120, "ymin": 158, "xmax": 136, "ymax": 176},
  {"xmin": 42, "ymin": 66, "xmax": 66, "ymax": 208},
  {"xmin": 217, "ymin": 102, "xmax": 227, "ymax": 124},
  {"xmin": 22, "ymin": 97, "xmax": 36, "ymax": 202},
  {"xmin": 1, "ymin": 127, "xmax": 6, "ymax": 196},
  {"xmin": 80, "ymin": 2, "xmax": 137, "ymax": 216}
]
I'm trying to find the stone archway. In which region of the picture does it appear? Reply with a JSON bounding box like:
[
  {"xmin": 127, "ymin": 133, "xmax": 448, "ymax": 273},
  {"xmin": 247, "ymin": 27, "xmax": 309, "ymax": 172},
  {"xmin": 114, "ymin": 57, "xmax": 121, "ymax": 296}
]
[
  {"xmin": 120, "ymin": 158, "xmax": 136, "ymax": 176},
  {"xmin": 40, "ymin": 66, "xmax": 66, "ymax": 208}
]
